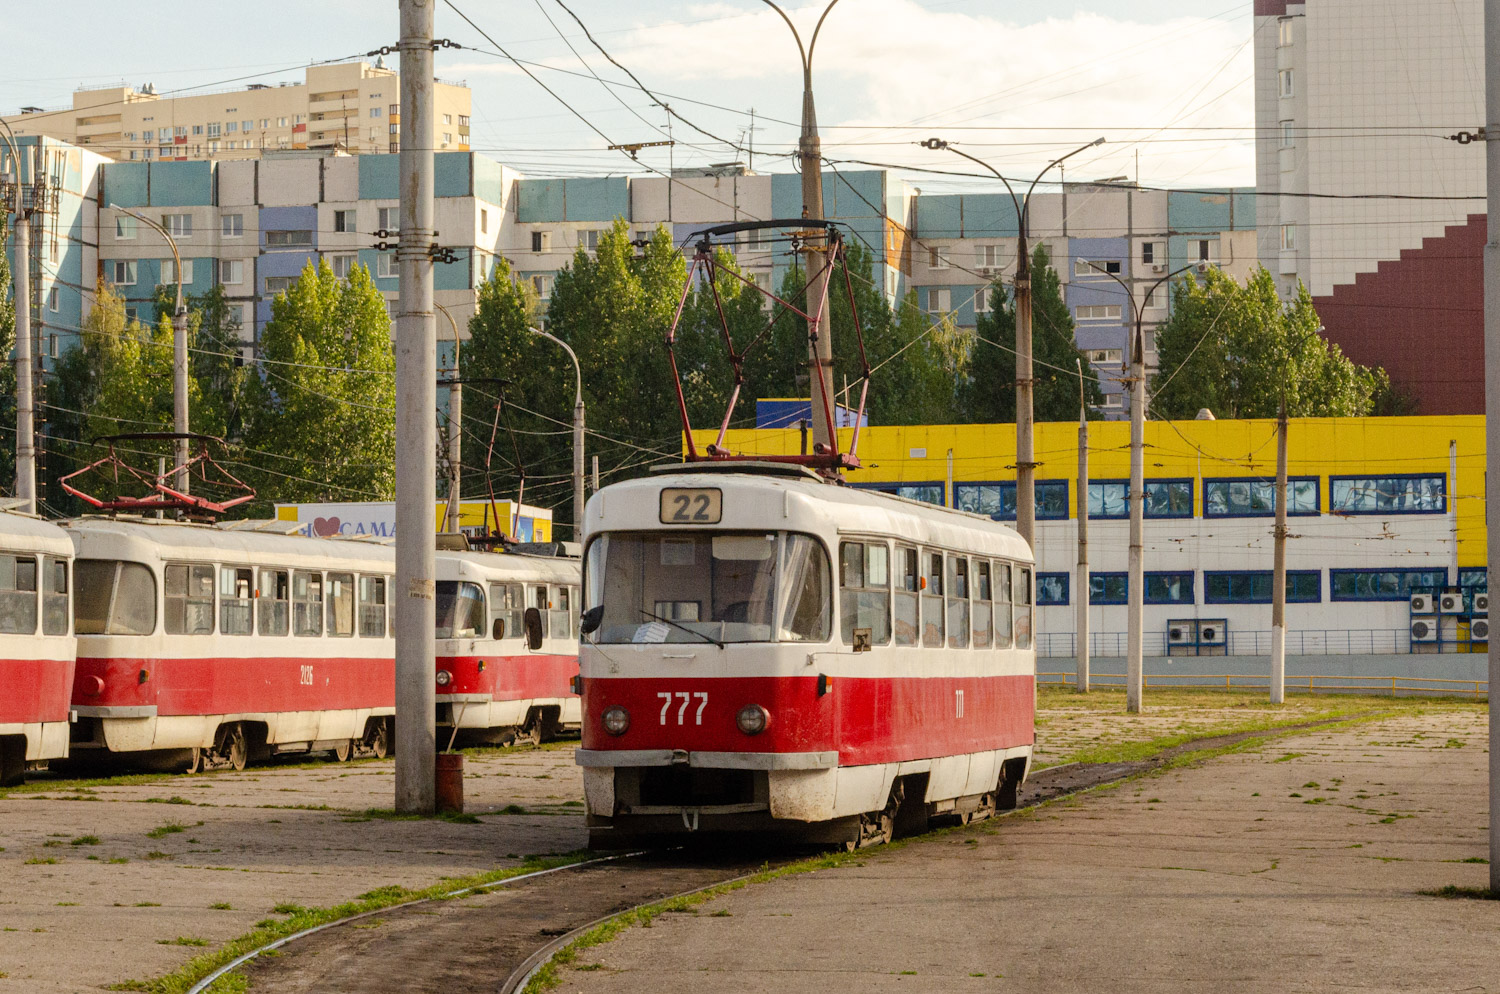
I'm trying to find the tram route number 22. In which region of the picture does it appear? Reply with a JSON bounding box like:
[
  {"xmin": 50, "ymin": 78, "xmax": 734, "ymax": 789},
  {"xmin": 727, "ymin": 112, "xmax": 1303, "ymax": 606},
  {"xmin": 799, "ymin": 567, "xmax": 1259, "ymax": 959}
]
[
  {"xmin": 659, "ymin": 487, "xmax": 722, "ymax": 525},
  {"xmin": 658, "ymin": 691, "xmax": 708, "ymax": 725}
]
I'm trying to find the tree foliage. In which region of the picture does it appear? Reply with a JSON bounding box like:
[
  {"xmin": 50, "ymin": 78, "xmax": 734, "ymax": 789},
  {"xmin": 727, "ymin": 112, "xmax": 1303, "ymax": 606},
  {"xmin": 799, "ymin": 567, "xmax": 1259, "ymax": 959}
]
[{"xmin": 1151, "ymin": 267, "xmax": 1388, "ymax": 419}]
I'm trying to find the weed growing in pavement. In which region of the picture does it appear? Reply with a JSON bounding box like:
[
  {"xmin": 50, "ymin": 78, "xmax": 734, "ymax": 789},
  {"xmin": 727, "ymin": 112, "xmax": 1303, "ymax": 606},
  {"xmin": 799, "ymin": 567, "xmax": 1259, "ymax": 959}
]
[
  {"xmin": 209, "ymin": 903, "xmax": 233, "ymax": 910},
  {"xmin": 146, "ymin": 822, "xmax": 196, "ymax": 839},
  {"xmin": 157, "ymin": 938, "xmax": 209, "ymax": 947},
  {"xmin": 25, "ymin": 857, "xmax": 58, "ymax": 865},
  {"xmin": 1422, "ymin": 885, "xmax": 1500, "ymax": 900},
  {"xmin": 70, "ymin": 835, "xmax": 101, "ymax": 846}
]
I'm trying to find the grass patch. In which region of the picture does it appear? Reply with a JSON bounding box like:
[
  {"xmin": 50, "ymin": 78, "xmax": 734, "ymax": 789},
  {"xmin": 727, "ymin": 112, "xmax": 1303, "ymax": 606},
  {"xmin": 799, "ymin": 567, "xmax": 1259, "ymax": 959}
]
[
  {"xmin": 209, "ymin": 902, "xmax": 233, "ymax": 910},
  {"xmin": 146, "ymin": 822, "xmax": 193, "ymax": 840},
  {"xmin": 157, "ymin": 937, "xmax": 209, "ymax": 947},
  {"xmin": 70, "ymin": 835, "xmax": 101, "ymax": 846},
  {"xmin": 1422, "ymin": 885, "xmax": 1500, "ymax": 900},
  {"xmin": 24, "ymin": 857, "xmax": 58, "ymax": 865}
]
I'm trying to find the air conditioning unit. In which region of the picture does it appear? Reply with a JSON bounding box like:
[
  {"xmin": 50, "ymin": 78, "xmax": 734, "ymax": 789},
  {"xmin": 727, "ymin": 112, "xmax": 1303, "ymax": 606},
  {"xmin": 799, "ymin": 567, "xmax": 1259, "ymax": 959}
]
[
  {"xmin": 1471, "ymin": 618, "xmax": 1490, "ymax": 641},
  {"xmin": 1167, "ymin": 622, "xmax": 1191, "ymax": 643},
  {"xmin": 1196, "ymin": 619, "xmax": 1227, "ymax": 646},
  {"xmin": 1151, "ymin": 263, "xmax": 1166, "ymax": 273},
  {"xmin": 1439, "ymin": 591, "xmax": 1464, "ymax": 614},
  {"xmin": 1473, "ymin": 593, "xmax": 1489, "ymax": 614},
  {"xmin": 1410, "ymin": 618, "xmax": 1437, "ymax": 642},
  {"xmin": 1409, "ymin": 593, "xmax": 1434, "ymax": 614}
]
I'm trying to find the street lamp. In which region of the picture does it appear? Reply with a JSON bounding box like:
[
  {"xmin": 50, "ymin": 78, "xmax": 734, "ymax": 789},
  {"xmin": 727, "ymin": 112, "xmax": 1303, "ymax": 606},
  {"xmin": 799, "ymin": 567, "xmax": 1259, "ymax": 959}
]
[
  {"xmin": 434, "ymin": 302, "xmax": 462, "ymax": 532},
  {"xmin": 759, "ymin": 0, "xmax": 842, "ymax": 458},
  {"xmin": 922, "ymin": 137, "xmax": 1104, "ymax": 550},
  {"xmin": 529, "ymin": 326, "xmax": 585, "ymax": 544},
  {"xmin": 1079, "ymin": 257, "xmax": 1204, "ymax": 713},
  {"xmin": 110, "ymin": 203, "xmax": 190, "ymax": 496}
]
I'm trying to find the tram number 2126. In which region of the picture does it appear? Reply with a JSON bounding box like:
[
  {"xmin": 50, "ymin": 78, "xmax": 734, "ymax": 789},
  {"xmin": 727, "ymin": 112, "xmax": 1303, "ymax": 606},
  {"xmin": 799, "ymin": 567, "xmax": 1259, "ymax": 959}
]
[
  {"xmin": 659, "ymin": 488, "xmax": 722, "ymax": 524},
  {"xmin": 659, "ymin": 691, "xmax": 708, "ymax": 725}
]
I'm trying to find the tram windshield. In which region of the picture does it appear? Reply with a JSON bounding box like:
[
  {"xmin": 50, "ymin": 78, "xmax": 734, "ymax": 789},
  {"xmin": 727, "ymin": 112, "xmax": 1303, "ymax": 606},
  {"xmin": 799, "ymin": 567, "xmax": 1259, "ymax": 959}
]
[{"xmin": 585, "ymin": 531, "xmax": 830, "ymax": 644}]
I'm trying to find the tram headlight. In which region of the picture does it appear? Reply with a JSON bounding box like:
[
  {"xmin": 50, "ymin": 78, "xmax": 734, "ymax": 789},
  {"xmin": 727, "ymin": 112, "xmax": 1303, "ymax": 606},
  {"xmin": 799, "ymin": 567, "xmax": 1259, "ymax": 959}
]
[
  {"xmin": 435, "ymin": 669, "xmax": 452, "ymax": 687},
  {"xmin": 735, "ymin": 704, "xmax": 769, "ymax": 736},
  {"xmin": 602, "ymin": 705, "xmax": 630, "ymax": 736}
]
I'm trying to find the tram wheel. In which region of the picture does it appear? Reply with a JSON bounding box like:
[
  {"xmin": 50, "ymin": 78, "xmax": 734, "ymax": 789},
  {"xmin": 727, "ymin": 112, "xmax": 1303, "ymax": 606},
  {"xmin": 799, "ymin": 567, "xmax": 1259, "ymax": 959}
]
[
  {"xmin": 846, "ymin": 782, "xmax": 901, "ymax": 850},
  {"xmin": 184, "ymin": 748, "xmax": 203, "ymax": 775},
  {"xmin": 370, "ymin": 720, "xmax": 390, "ymax": 759},
  {"xmin": 333, "ymin": 739, "xmax": 353, "ymax": 763},
  {"xmin": 226, "ymin": 725, "xmax": 249, "ymax": 771}
]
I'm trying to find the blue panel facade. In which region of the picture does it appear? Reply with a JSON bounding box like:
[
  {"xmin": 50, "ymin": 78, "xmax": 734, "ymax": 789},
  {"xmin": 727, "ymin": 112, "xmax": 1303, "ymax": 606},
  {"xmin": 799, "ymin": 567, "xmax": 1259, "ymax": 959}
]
[
  {"xmin": 358, "ymin": 154, "xmax": 398, "ymax": 201},
  {"xmin": 147, "ymin": 161, "xmax": 213, "ymax": 206},
  {"xmin": 358, "ymin": 248, "xmax": 398, "ymax": 292},
  {"xmin": 435, "ymin": 151, "xmax": 471, "ymax": 198},
  {"xmin": 565, "ymin": 177, "xmax": 629, "ymax": 219},
  {"xmin": 259, "ymin": 206, "xmax": 318, "ymax": 246},
  {"xmin": 517, "ymin": 179, "xmax": 566, "ymax": 222},
  {"xmin": 473, "ymin": 154, "xmax": 507, "ymax": 206},
  {"xmin": 1168, "ymin": 188, "xmax": 1254, "ymax": 233},
  {"xmin": 101, "ymin": 162, "xmax": 149, "ymax": 208}
]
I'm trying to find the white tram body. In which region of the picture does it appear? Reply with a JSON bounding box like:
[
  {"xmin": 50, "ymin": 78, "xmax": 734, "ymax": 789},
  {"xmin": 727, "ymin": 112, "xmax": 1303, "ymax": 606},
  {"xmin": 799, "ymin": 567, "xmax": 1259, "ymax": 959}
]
[
  {"xmin": 576, "ymin": 470, "xmax": 1037, "ymax": 845},
  {"xmin": 0, "ymin": 508, "xmax": 75, "ymax": 782},
  {"xmin": 66, "ymin": 516, "xmax": 398, "ymax": 764},
  {"xmin": 435, "ymin": 549, "xmax": 582, "ymax": 740}
]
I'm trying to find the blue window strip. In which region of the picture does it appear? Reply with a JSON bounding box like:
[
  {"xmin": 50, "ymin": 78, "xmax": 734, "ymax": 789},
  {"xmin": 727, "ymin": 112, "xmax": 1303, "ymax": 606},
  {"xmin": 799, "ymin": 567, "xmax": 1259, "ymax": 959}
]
[
  {"xmin": 1203, "ymin": 477, "xmax": 1320, "ymax": 517},
  {"xmin": 1204, "ymin": 570, "xmax": 1321, "ymax": 604},
  {"xmin": 1036, "ymin": 572, "xmax": 1069, "ymax": 606},
  {"xmin": 1329, "ymin": 473, "xmax": 1445, "ymax": 515},
  {"xmin": 1089, "ymin": 571, "xmax": 1128, "ymax": 605},
  {"xmin": 851, "ymin": 481, "xmax": 946, "ymax": 507},
  {"xmin": 954, "ymin": 480, "xmax": 1069, "ymax": 520},
  {"xmin": 1145, "ymin": 571, "xmax": 1195, "ymax": 605},
  {"xmin": 1459, "ymin": 568, "xmax": 1487, "ymax": 591},
  {"xmin": 1329, "ymin": 568, "xmax": 1448, "ymax": 601},
  {"xmin": 1088, "ymin": 478, "xmax": 1194, "ymax": 519}
]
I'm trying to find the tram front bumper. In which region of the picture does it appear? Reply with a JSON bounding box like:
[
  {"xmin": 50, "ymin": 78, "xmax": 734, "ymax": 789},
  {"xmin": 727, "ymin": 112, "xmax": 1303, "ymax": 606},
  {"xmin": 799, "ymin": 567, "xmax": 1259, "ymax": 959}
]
[{"xmin": 574, "ymin": 748, "xmax": 838, "ymax": 770}]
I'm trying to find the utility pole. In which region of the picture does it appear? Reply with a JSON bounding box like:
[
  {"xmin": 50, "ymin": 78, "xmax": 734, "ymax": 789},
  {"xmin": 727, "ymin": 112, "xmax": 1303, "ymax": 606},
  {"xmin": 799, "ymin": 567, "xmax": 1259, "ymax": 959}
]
[
  {"xmin": 1483, "ymin": 0, "xmax": 1500, "ymax": 891},
  {"xmin": 1270, "ymin": 395, "xmax": 1288, "ymax": 705},
  {"xmin": 2, "ymin": 129, "xmax": 35, "ymax": 514},
  {"xmin": 1075, "ymin": 359, "xmax": 1089, "ymax": 693},
  {"xmin": 435, "ymin": 303, "xmax": 461, "ymax": 531},
  {"xmin": 530, "ymin": 326, "xmax": 585, "ymax": 542},
  {"xmin": 394, "ymin": 0, "xmax": 437, "ymax": 815},
  {"xmin": 922, "ymin": 137, "xmax": 1104, "ymax": 550},
  {"xmin": 760, "ymin": 0, "xmax": 841, "ymax": 457}
]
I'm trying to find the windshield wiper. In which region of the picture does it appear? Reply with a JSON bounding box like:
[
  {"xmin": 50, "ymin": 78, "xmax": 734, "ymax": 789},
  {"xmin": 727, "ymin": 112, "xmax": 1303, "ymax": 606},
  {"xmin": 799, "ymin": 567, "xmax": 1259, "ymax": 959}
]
[{"xmin": 638, "ymin": 608, "xmax": 725, "ymax": 649}]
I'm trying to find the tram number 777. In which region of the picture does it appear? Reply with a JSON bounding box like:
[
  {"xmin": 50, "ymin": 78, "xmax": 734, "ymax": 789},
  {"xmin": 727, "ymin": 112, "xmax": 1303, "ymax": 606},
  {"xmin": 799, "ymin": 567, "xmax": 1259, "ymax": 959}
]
[{"xmin": 658, "ymin": 691, "xmax": 709, "ymax": 725}]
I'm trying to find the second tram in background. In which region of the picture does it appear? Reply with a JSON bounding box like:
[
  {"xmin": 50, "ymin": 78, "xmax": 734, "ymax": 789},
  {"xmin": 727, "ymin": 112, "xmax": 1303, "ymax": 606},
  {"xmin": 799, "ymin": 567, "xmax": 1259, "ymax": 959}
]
[{"xmin": 575, "ymin": 466, "xmax": 1036, "ymax": 849}]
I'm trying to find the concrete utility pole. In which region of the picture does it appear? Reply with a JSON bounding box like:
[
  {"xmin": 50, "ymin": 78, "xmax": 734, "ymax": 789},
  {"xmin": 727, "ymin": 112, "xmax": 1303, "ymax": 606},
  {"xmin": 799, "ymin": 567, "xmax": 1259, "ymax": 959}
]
[
  {"xmin": 1075, "ymin": 359, "xmax": 1089, "ymax": 693},
  {"xmin": 1270, "ymin": 395, "xmax": 1288, "ymax": 705},
  {"xmin": 1080, "ymin": 259, "xmax": 1200, "ymax": 713},
  {"xmin": 111, "ymin": 205, "xmax": 189, "ymax": 494},
  {"xmin": 922, "ymin": 138, "xmax": 1103, "ymax": 550},
  {"xmin": 530, "ymin": 326, "xmax": 585, "ymax": 542},
  {"xmin": 760, "ymin": 0, "xmax": 841, "ymax": 457},
  {"xmin": 1483, "ymin": 0, "xmax": 1500, "ymax": 891},
  {"xmin": 435, "ymin": 303, "xmax": 461, "ymax": 532},
  {"xmin": 394, "ymin": 0, "xmax": 438, "ymax": 815},
  {"xmin": 2, "ymin": 128, "xmax": 35, "ymax": 514}
]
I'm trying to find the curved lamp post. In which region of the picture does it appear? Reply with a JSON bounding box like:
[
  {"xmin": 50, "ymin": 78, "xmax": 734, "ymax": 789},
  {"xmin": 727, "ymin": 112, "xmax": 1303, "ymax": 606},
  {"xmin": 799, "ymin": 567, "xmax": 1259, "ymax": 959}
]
[{"xmin": 530, "ymin": 326, "xmax": 585, "ymax": 543}]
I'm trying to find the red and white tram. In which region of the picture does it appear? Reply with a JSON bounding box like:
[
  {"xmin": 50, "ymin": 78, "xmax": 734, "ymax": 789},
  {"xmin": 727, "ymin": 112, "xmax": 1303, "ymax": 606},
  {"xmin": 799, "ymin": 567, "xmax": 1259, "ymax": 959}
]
[
  {"xmin": 0, "ymin": 506, "xmax": 75, "ymax": 785},
  {"xmin": 66, "ymin": 516, "xmax": 399, "ymax": 770},
  {"xmin": 575, "ymin": 468, "xmax": 1036, "ymax": 847},
  {"xmin": 436, "ymin": 548, "xmax": 582, "ymax": 745}
]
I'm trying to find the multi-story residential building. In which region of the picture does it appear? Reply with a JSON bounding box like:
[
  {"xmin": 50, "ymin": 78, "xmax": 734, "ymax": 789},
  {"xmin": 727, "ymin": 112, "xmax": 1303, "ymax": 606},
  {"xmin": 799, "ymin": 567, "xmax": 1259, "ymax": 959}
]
[
  {"xmin": 2, "ymin": 61, "xmax": 470, "ymax": 162},
  {"xmin": 1254, "ymin": 0, "xmax": 1484, "ymax": 414}
]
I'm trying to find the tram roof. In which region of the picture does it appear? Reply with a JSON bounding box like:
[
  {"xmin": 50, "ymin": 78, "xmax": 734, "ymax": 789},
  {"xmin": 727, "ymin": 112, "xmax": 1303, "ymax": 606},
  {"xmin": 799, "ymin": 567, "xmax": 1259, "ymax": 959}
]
[
  {"xmin": 65, "ymin": 515, "xmax": 397, "ymax": 570},
  {"xmin": 437, "ymin": 548, "xmax": 580, "ymax": 585},
  {"xmin": 591, "ymin": 470, "xmax": 1033, "ymax": 563},
  {"xmin": 0, "ymin": 508, "xmax": 76, "ymax": 557}
]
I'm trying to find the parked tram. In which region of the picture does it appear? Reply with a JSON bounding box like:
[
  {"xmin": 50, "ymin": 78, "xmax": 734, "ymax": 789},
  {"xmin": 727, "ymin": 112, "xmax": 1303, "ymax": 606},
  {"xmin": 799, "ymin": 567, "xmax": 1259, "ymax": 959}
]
[
  {"xmin": 0, "ymin": 506, "xmax": 75, "ymax": 785},
  {"xmin": 436, "ymin": 546, "xmax": 583, "ymax": 746},
  {"xmin": 575, "ymin": 468, "xmax": 1036, "ymax": 848}
]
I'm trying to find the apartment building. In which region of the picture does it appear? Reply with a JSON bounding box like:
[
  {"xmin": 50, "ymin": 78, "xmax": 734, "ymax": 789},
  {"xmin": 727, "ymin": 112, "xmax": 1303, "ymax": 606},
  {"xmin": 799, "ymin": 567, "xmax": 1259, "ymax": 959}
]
[
  {"xmin": 2, "ymin": 61, "xmax": 470, "ymax": 163},
  {"xmin": 1254, "ymin": 0, "xmax": 1485, "ymax": 414}
]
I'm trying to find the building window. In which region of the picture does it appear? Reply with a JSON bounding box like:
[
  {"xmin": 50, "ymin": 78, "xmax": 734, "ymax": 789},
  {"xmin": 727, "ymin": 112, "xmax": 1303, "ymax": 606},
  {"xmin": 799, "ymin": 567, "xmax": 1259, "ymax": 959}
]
[
  {"xmin": 226, "ymin": 121, "xmax": 239, "ymax": 134},
  {"xmin": 1036, "ymin": 573, "xmax": 1069, "ymax": 606},
  {"xmin": 143, "ymin": 149, "xmax": 153, "ymax": 160},
  {"xmin": 161, "ymin": 258, "xmax": 194, "ymax": 285},
  {"xmin": 333, "ymin": 209, "xmax": 357, "ymax": 233},
  {"xmin": 1145, "ymin": 571, "xmax": 1195, "ymax": 605},
  {"xmin": 1075, "ymin": 304, "xmax": 1122, "ymax": 321},
  {"xmin": 219, "ymin": 259, "xmax": 244, "ymax": 285},
  {"xmin": 377, "ymin": 206, "xmax": 398, "ymax": 232},
  {"xmin": 265, "ymin": 230, "xmax": 313, "ymax": 247},
  {"xmin": 1205, "ymin": 571, "xmax": 1321, "ymax": 604},
  {"xmin": 207, "ymin": 122, "xmax": 221, "ymax": 137},
  {"xmin": 851, "ymin": 482, "xmax": 946, "ymax": 506},
  {"xmin": 1204, "ymin": 477, "xmax": 1319, "ymax": 517},
  {"xmin": 370, "ymin": 107, "xmax": 383, "ymax": 118},
  {"xmin": 928, "ymin": 246, "xmax": 949, "ymax": 270},
  {"xmin": 1280, "ymin": 120, "xmax": 1295, "ymax": 148},
  {"xmin": 377, "ymin": 252, "xmax": 396, "ymax": 278},
  {"xmin": 191, "ymin": 125, "xmax": 203, "ymax": 136},
  {"xmin": 1279, "ymin": 69, "xmax": 1294, "ymax": 98},
  {"xmin": 208, "ymin": 141, "xmax": 219, "ymax": 153},
  {"xmin": 1330, "ymin": 474, "xmax": 1445, "ymax": 514},
  {"xmin": 974, "ymin": 287, "xmax": 991, "ymax": 314},
  {"xmin": 1088, "ymin": 349, "xmax": 1123, "ymax": 365},
  {"xmin": 1141, "ymin": 241, "xmax": 1155, "ymax": 264},
  {"xmin": 443, "ymin": 114, "xmax": 453, "ymax": 125},
  {"xmin": 974, "ymin": 244, "xmax": 1004, "ymax": 270},
  {"xmin": 49, "ymin": 334, "xmax": 57, "ymax": 358},
  {"xmin": 1089, "ymin": 479, "xmax": 1193, "ymax": 519},
  {"xmin": 174, "ymin": 126, "xmax": 187, "ymax": 137},
  {"xmin": 48, "ymin": 286, "xmax": 59, "ymax": 311},
  {"xmin": 954, "ymin": 481, "xmax": 1069, "ymax": 520},
  {"xmin": 459, "ymin": 115, "xmax": 470, "ymax": 127},
  {"xmin": 163, "ymin": 214, "xmax": 192, "ymax": 237},
  {"xmin": 1278, "ymin": 16, "xmax": 1293, "ymax": 47},
  {"xmin": 531, "ymin": 230, "xmax": 551, "ymax": 252},
  {"xmin": 583, "ymin": 229, "xmax": 603, "ymax": 251},
  {"xmin": 927, "ymin": 287, "xmax": 952, "ymax": 314},
  {"xmin": 278, "ymin": 116, "xmax": 288, "ymax": 127},
  {"xmin": 110, "ymin": 260, "xmax": 137, "ymax": 286},
  {"xmin": 329, "ymin": 254, "xmax": 355, "ymax": 279},
  {"xmin": 532, "ymin": 274, "xmax": 554, "ymax": 299},
  {"xmin": 1089, "ymin": 572, "xmax": 1128, "ymax": 606},
  {"xmin": 1074, "ymin": 259, "xmax": 1121, "ymax": 276},
  {"xmin": 1330, "ymin": 569, "xmax": 1448, "ymax": 602},
  {"xmin": 115, "ymin": 215, "xmax": 137, "ymax": 240},
  {"xmin": 1280, "ymin": 224, "xmax": 1296, "ymax": 251},
  {"xmin": 442, "ymin": 132, "xmax": 453, "ymax": 145},
  {"xmin": 265, "ymin": 276, "xmax": 294, "ymax": 294},
  {"xmin": 479, "ymin": 208, "xmax": 488, "ymax": 234},
  {"xmin": 389, "ymin": 104, "xmax": 399, "ymax": 116}
]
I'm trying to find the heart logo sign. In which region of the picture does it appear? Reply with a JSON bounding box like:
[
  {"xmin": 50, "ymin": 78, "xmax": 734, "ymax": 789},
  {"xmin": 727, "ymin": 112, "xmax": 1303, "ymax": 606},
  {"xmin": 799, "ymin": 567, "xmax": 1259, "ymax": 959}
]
[{"xmin": 312, "ymin": 516, "xmax": 342, "ymax": 537}]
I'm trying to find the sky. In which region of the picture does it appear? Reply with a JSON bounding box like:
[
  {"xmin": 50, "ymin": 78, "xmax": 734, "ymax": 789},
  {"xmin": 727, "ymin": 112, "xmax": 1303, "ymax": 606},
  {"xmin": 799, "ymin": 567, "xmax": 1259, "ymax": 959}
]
[{"xmin": 0, "ymin": 1, "xmax": 1258, "ymax": 191}]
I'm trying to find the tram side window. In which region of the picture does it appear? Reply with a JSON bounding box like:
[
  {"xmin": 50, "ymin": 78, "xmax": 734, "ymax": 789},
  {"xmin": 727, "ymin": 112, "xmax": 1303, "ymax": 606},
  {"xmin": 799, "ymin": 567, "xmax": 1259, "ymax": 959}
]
[
  {"xmin": 293, "ymin": 570, "xmax": 323, "ymax": 637},
  {"xmin": 893, "ymin": 546, "xmax": 919, "ymax": 647},
  {"xmin": 993, "ymin": 559, "xmax": 1014, "ymax": 648},
  {"xmin": 947, "ymin": 555, "xmax": 970, "ymax": 649},
  {"xmin": 436, "ymin": 581, "xmax": 485, "ymax": 639},
  {"xmin": 922, "ymin": 551, "xmax": 944, "ymax": 647},
  {"xmin": 490, "ymin": 582, "xmax": 522, "ymax": 641},
  {"xmin": 220, "ymin": 566, "xmax": 254, "ymax": 636},
  {"xmin": 43, "ymin": 557, "xmax": 68, "ymax": 636},
  {"xmin": 74, "ymin": 559, "xmax": 156, "ymax": 635},
  {"xmin": 259, "ymin": 569, "xmax": 290, "ymax": 636},
  {"xmin": 840, "ymin": 541, "xmax": 891, "ymax": 646},
  {"xmin": 778, "ymin": 534, "xmax": 831, "ymax": 642},
  {"xmin": 533, "ymin": 585, "xmax": 551, "ymax": 638},
  {"xmin": 569, "ymin": 585, "xmax": 581, "ymax": 637},
  {"xmin": 358, "ymin": 576, "xmax": 387, "ymax": 637},
  {"xmin": 326, "ymin": 572, "xmax": 355, "ymax": 637},
  {"xmin": 972, "ymin": 560, "xmax": 992, "ymax": 649},
  {"xmin": 550, "ymin": 585, "xmax": 571, "ymax": 641},
  {"xmin": 1014, "ymin": 565, "xmax": 1033, "ymax": 650},
  {"xmin": 165, "ymin": 563, "xmax": 214, "ymax": 635},
  {"xmin": 0, "ymin": 554, "xmax": 38, "ymax": 635}
]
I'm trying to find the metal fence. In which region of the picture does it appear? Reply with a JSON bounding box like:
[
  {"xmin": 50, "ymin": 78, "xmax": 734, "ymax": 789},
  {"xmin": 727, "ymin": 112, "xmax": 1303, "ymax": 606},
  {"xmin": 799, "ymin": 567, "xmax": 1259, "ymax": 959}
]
[
  {"xmin": 1038, "ymin": 671, "xmax": 1488, "ymax": 699},
  {"xmin": 1035, "ymin": 629, "xmax": 1468, "ymax": 657}
]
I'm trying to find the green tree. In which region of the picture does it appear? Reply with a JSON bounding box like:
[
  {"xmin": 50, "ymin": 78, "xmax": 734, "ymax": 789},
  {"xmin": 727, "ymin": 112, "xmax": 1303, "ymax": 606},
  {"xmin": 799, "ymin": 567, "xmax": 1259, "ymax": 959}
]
[
  {"xmin": 151, "ymin": 283, "xmax": 250, "ymax": 441},
  {"xmin": 242, "ymin": 260, "xmax": 396, "ymax": 502},
  {"xmin": 964, "ymin": 244, "xmax": 1103, "ymax": 423},
  {"xmin": 1151, "ymin": 266, "xmax": 1385, "ymax": 419}
]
